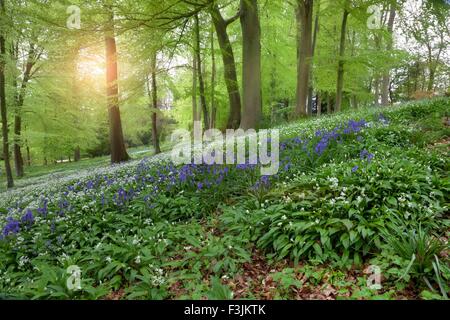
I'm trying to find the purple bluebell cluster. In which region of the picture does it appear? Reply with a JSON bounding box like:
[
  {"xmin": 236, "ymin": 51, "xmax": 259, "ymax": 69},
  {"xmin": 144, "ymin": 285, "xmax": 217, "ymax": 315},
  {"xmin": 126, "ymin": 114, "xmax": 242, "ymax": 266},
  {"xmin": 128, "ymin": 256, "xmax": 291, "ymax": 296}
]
[
  {"xmin": 252, "ymin": 175, "xmax": 271, "ymax": 191},
  {"xmin": 360, "ymin": 149, "xmax": 374, "ymax": 162},
  {"xmin": 21, "ymin": 209, "xmax": 34, "ymax": 226},
  {"xmin": 1, "ymin": 217, "xmax": 20, "ymax": 238},
  {"xmin": 37, "ymin": 199, "xmax": 48, "ymax": 217},
  {"xmin": 312, "ymin": 119, "xmax": 366, "ymax": 156}
]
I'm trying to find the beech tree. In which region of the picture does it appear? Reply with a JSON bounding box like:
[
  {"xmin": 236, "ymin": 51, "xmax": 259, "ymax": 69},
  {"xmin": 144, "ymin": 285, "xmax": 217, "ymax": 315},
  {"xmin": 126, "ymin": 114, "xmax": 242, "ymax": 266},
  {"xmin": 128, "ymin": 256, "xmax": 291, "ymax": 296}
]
[
  {"xmin": 210, "ymin": 3, "xmax": 241, "ymax": 129},
  {"xmin": 105, "ymin": 5, "xmax": 130, "ymax": 163},
  {"xmin": 294, "ymin": 0, "xmax": 314, "ymax": 117},
  {"xmin": 335, "ymin": 0, "xmax": 349, "ymax": 113},
  {"xmin": 150, "ymin": 49, "xmax": 161, "ymax": 154},
  {"xmin": 240, "ymin": 0, "xmax": 262, "ymax": 130},
  {"xmin": 381, "ymin": 2, "xmax": 396, "ymax": 106},
  {"xmin": 0, "ymin": 0, "xmax": 13, "ymax": 187},
  {"xmin": 194, "ymin": 13, "xmax": 210, "ymax": 129}
]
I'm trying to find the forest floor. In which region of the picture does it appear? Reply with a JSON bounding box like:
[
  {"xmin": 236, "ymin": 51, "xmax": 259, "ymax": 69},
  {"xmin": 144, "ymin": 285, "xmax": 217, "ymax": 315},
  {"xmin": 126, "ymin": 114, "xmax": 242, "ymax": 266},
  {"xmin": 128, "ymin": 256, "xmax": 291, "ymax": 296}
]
[{"xmin": 0, "ymin": 98, "xmax": 449, "ymax": 300}]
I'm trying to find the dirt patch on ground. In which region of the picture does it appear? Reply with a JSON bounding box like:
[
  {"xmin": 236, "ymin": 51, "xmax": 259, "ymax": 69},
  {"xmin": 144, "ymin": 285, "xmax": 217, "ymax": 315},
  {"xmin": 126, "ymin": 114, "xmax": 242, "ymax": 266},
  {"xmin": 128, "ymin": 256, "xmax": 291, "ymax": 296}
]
[
  {"xmin": 428, "ymin": 136, "xmax": 450, "ymax": 151},
  {"xmin": 223, "ymin": 250, "xmax": 420, "ymax": 300},
  {"xmin": 104, "ymin": 288, "xmax": 125, "ymax": 300}
]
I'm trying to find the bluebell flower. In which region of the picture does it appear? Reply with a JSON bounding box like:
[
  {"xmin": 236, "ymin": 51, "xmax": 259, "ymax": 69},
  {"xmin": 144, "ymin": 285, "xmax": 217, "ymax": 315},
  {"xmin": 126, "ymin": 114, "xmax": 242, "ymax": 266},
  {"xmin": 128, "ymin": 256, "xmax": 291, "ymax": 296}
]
[
  {"xmin": 315, "ymin": 138, "xmax": 329, "ymax": 155},
  {"xmin": 2, "ymin": 217, "xmax": 20, "ymax": 237},
  {"xmin": 352, "ymin": 165, "xmax": 359, "ymax": 173},
  {"xmin": 360, "ymin": 149, "xmax": 374, "ymax": 162},
  {"xmin": 21, "ymin": 209, "xmax": 35, "ymax": 226},
  {"xmin": 86, "ymin": 180, "xmax": 94, "ymax": 189},
  {"xmin": 37, "ymin": 199, "xmax": 48, "ymax": 217},
  {"xmin": 293, "ymin": 137, "xmax": 302, "ymax": 144}
]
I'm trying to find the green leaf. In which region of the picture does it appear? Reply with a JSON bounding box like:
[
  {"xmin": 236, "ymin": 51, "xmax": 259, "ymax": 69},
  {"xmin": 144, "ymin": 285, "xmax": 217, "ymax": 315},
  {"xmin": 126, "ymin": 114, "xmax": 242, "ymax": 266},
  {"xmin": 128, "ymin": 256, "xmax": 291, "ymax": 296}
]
[{"xmin": 387, "ymin": 197, "xmax": 397, "ymax": 206}]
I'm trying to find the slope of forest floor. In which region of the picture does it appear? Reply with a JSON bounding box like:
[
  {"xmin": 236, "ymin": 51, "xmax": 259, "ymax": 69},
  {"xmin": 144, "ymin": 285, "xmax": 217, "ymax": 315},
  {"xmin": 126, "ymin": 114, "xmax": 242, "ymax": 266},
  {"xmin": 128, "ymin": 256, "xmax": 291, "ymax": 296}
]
[{"xmin": 0, "ymin": 98, "xmax": 449, "ymax": 300}]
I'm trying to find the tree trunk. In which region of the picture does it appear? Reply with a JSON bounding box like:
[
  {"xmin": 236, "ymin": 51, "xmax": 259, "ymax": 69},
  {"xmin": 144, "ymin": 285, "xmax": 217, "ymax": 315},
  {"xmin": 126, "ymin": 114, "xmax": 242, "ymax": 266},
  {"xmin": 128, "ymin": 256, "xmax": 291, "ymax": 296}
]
[
  {"xmin": 427, "ymin": 67, "xmax": 435, "ymax": 92},
  {"xmin": 194, "ymin": 14, "xmax": 210, "ymax": 130},
  {"xmin": 381, "ymin": 4, "xmax": 396, "ymax": 106},
  {"xmin": 26, "ymin": 141, "xmax": 31, "ymax": 166},
  {"xmin": 192, "ymin": 53, "xmax": 199, "ymax": 125},
  {"xmin": 240, "ymin": 0, "xmax": 262, "ymax": 130},
  {"xmin": 307, "ymin": 0, "xmax": 320, "ymax": 117},
  {"xmin": 210, "ymin": 22, "xmax": 217, "ymax": 129},
  {"xmin": 0, "ymin": 0, "xmax": 13, "ymax": 188},
  {"xmin": 295, "ymin": 0, "xmax": 314, "ymax": 117},
  {"xmin": 105, "ymin": 7, "xmax": 129, "ymax": 163},
  {"xmin": 211, "ymin": 4, "xmax": 241, "ymax": 129},
  {"xmin": 327, "ymin": 92, "xmax": 332, "ymax": 114},
  {"xmin": 12, "ymin": 45, "xmax": 34, "ymax": 178},
  {"xmin": 335, "ymin": 6, "xmax": 349, "ymax": 113},
  {"xmin": 74, "ymin": 146, "xmax": 81, "ymax": 162},
  {"xmin": 316, "ymin": 92, "xmax": 321, "ymax": 116},
  {"xmin": 352, "ymin": 95, "xmax": 358, "ymax": 109},
  {"xmin": 374, "ymin": 77, "xmax": 380, "ymax": 105},
  {"xmin": 13, "ymin": 115, "xmax": 23, "ymax": 177},
  {"xmin": 150, "ymin": 50, "xmax": 161, "ymax": 154}
]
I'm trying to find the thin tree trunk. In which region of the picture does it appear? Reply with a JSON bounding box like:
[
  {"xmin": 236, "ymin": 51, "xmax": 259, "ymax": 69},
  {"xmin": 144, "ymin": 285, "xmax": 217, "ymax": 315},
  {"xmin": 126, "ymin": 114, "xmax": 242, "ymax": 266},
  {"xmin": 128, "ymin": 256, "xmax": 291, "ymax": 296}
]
[
  {"xmin": 381, "ymin": 4, "xmax": 396, "ymax": 106},
  {"xmin": 210, "ymin": 22, "xmax": 217, "ymax": 129},
  {"xmin": 0, "ymin": 0, "xmax": 13, "ymax": 188},
  {"xmin": 194, "ymin": 14, "xmax": 210, "ymax": 130},
  {"xmin": 240, "ymin": 0, "xmax": 262, "ymax": 130},
  {"xmin": 295, "ymin": 0, "xmax": 314, "ymax": 117},
  {"xmin": 335, "ymin": 5, "xmax": 349, "ymax": 113},
  {"xmin": 327, "ymin": 92, "xmax": 332, "ymax": 114},
  {"xmin": 26, "ymin": 141, "xmax": 31, "ymax": 166},
  {"xmin": 316, "ymin": 92, "xmax": 321, "ymax": 116},
  {"xmin": 150, "ymin": 50, "xmax": 161, "ymax": 154},
  {"xmin": 211, "ymin": 4, "xmax": 241, "ymax": 129},
  {"xmin": 192, "ymin": 53, "xmax": 199, "ymax": 125},
  {"xmin": 352, "ymin": 95, "xmax": 358, "ymax": 109},
  {"xmin": 105, "ymin": 7, "xmax": 129, "ymax": 163},
  {"xmin": 373, "ymin": 33, "xmax": 381, "ymax": 105},
  {"xmin": 12, "ymin": 45, "xmax": 34, "ymax": 177},
  {"xmin": 74, "ymin": 146, "xmax": 81, "ymax": 162},
  {"xmin": 374, "ymin": 76, "xmax": 380, "ymax": 105},
  {"xmin": 307, "ymin": 0, "xmax": 320, "ymax": 116},
  {"xmin": 13, "ymin": 115, "xmax": 23, "ymax": 176},
  {"xmin": 71, "ymin": 44, "xmax": 82, "ymax": 164},
  {"xmin": 427, "ymin": 66, "xmax": 435, "ymax": 92},
  {"xmin": 413, "ymin": 61, "xmax": 419, "ymax": 93}
]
